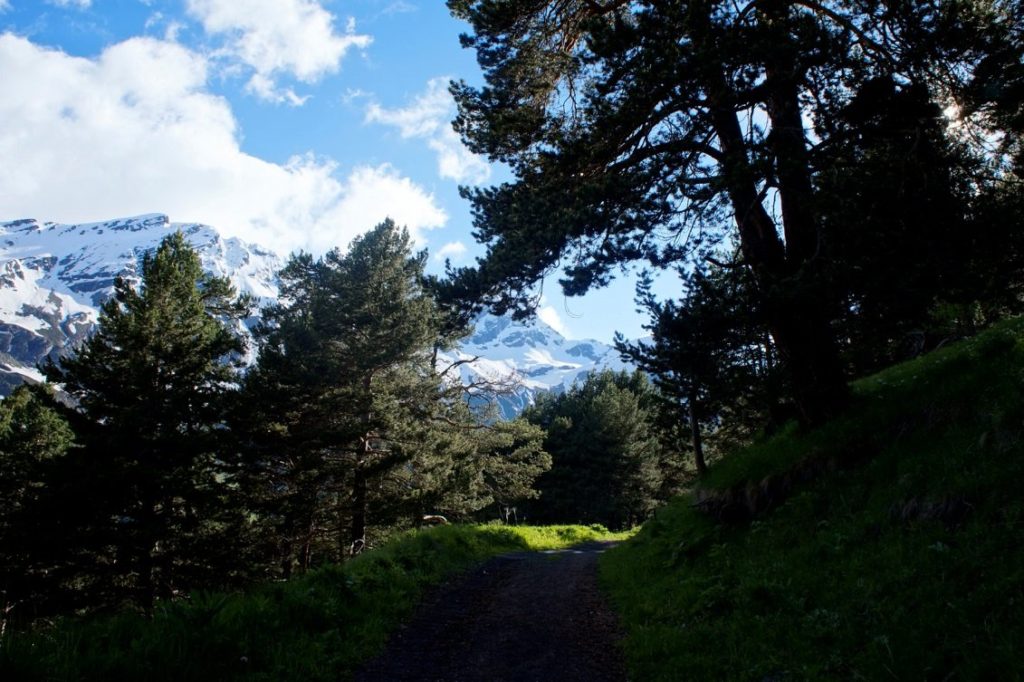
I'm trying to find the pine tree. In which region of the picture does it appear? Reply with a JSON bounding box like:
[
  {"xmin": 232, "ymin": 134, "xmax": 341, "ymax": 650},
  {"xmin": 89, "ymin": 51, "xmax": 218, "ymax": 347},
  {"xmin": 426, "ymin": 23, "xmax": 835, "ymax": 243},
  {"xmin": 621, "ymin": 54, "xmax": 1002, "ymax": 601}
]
[
  {"xmin": 45, "ymin": 231, "xmax": 249, "ymax": 612},
  {"xmin": 0, "ymin": 385, "xmax": 75, "ymax": 630},
  {"xmin": 240, "ymin": 219, "xmax": 549, "ymax": 568},
  {"xmin": 523, "ymin": 370, "xmax": 667, "ymax": 529},
  {"xmin": 617, "ymin": 262, "xmax": 773, "ymax": 476},
  {"xmin": 445, "ymin": 0, "xmax": 1010, "ymax": 425}
]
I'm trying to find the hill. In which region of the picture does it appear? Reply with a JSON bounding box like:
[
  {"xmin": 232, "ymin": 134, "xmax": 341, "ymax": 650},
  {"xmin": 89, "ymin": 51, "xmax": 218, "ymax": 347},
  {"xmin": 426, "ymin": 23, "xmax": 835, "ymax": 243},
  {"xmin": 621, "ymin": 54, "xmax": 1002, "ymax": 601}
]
[{"xmin": 601, "ymin": 318, "xmax": 1024, "ymax": 680}]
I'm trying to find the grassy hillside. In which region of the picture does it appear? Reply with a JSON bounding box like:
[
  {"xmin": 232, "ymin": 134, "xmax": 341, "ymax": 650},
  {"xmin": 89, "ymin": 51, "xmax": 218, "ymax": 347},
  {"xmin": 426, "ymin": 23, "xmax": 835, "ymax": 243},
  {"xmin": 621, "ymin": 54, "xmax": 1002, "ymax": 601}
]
[
  {"xmin": 602, "ymin": 319, "xmax": 1024, "ymax": 680},
  {"xmin": 1, "ymin": 524, "xmax": 628, "ymax": 681}
]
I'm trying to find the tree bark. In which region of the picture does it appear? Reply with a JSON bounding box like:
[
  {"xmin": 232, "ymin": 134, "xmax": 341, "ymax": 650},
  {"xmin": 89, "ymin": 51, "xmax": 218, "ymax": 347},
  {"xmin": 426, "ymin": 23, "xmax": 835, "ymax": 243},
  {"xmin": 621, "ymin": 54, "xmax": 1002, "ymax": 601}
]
[
  {"xmin": 350, "ymin": 374, "xmax": 375, "ymax": 556},
  {"xmin": 700, "ymin": 29, "xmax": 848, "ymax": 426},
  {"xmin": 688, "ymin": 388, "xmax": 707, "ymax": 477},
  {"xmin": 350, "ymin": 446, "xmax": 368, "ymax": 556},
  {"xmin": 137, "ymin": 509, "xmax": 157, "ymax": 615}
]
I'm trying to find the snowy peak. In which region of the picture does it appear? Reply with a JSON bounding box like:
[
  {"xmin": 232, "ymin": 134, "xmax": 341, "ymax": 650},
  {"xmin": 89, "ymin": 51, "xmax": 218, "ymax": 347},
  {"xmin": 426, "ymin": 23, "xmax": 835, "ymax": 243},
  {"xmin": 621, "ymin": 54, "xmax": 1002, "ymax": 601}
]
[
  {"xmin": 439, "ymin": 312, "xmax": 630, "ymax": 419},
  {"xmin": 0, "ymin": 214, "xmax": 631, "ymax": 416},
  {"xmin": 0, "ymin": 214, "xmax": 282, "ymax": 390}
]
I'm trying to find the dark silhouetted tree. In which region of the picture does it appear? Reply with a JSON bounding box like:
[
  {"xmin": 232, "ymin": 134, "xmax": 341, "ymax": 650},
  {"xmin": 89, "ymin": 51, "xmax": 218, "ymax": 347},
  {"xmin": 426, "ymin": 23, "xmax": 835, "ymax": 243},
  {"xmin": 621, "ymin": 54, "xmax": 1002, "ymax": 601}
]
[
  {"xmin": 45, "ymin": 231, "xmax": 249, "ymax": 612},
  {"xmin": 0, "ymin": 385, "xmax": 75, "ymax": 630},
  {"xmin": 446, "ymin": 0, "xmax": 1011, "ymax": 425},
  {"xmin": 523, "ymin": 370, "xmax": 666, "ymax": 529},
  {"xmin": 617, "ymin": 261, "xmax": 773, "ymax": 476}
]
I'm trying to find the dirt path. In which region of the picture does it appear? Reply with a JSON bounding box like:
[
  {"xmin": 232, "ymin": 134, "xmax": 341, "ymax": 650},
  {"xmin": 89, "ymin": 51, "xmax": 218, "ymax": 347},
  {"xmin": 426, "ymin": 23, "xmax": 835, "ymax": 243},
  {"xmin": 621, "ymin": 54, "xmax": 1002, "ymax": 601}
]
[{"xmin": 355, "ymin": 542, "xmax": 627, "ymax": 682}]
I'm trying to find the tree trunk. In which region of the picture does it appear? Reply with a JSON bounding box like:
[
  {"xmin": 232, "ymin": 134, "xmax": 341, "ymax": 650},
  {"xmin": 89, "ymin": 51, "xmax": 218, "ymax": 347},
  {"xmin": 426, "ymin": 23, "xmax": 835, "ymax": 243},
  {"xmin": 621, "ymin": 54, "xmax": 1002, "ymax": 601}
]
[
  {"xmin": 764, "ymin": 301, "xmax": 848, "ymax": 425},
  {"xmin": 350, "ymin": 452, "xmax": 367, "ymax": 556},
  {"xmin": 136, "ymin": 484, "xmax": 158, "ymax": 615},
  {"xmin": 703, "ymin": 51, "xmax": 848, "ymax": 426},
  {"xmin": 688, "ymin": 388, "xmax": 707, "ymax": 477},
  {"xmin": 137, "ymin": 542, "xmax": 156, "ymax": 615}
]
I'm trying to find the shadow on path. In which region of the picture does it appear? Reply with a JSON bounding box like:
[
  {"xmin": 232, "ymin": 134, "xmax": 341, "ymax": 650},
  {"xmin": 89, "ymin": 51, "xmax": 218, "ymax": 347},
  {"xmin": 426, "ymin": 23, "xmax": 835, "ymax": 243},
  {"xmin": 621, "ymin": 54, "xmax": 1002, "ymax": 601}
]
[{"xmin": 356, "ymin": 541, "xmax": 627, "ymax": 682}]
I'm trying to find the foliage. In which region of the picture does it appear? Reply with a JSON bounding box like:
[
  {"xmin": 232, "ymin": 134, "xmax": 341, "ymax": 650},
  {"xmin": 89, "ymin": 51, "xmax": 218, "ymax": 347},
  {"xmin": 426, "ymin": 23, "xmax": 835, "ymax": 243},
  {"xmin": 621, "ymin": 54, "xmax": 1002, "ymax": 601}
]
[
  {"xmin": 42, "ymin": 231, "xmax": 251, "ymax": 613},
  {"xmin": 617, "ymin": 261, "xmax": 778, "ymax": 475},
  {"xmin": 812, "ymin": 72, "xmax": 1024, "ymax": 372},
  {"xmin": 521, "ymin": 370, "xmax": 670, "ymax": 529},
  {"xmin": 237, "ymin": 219, "xmax": 549, "ymax": 573},
  {"xmin": 0, "ymin": 524, "xmax": 628, "ymax": 682},
  {"xmin": 601, "ymin": 317, "xmax": 1024, "ymax": 680},
  {"xmin": 446, "ymin": 0, "xmax": 1019, "ymax": 423},
  {"xmin": 0, "ymin": 385, "xmax": 76, "ymax": 629}
]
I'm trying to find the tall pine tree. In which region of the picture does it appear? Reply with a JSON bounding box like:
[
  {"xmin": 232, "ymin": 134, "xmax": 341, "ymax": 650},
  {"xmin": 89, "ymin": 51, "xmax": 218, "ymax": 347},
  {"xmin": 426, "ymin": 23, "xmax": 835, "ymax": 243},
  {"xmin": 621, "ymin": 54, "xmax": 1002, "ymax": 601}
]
[
  {"xmin": 445, "ymin": 0, "xmax": 1012, "ymax": 425},
  {"xmin": 0, "ymin": 385, "xmax": 75, "ymax": 630},
  {"xmin": 45, "ymin": 231, "xmax": 249, "ymax": 612},
  {"xmin": 240, "ymin": 219, "xmax": 549, "ymax": 568}
]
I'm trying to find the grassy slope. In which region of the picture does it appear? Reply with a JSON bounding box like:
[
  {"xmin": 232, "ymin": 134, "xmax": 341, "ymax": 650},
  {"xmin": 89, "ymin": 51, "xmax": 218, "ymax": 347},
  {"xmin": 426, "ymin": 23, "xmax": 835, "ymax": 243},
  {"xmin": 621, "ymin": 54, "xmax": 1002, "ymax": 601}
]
[
  {"xmin": 602, "ymin": 319, "xmax": 1024, "ymax": 680},
  {"xmin": 1, "ymin": 524, "xmax": 629, "ymax": 681}
]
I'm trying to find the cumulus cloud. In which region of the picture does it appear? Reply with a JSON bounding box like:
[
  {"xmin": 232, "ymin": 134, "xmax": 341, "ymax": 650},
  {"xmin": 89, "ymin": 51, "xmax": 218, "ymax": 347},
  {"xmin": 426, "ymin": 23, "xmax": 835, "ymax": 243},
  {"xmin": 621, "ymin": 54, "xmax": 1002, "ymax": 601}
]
[
  {"xmin": 366, "ymin": 77, "xmax": 450, "ymax": 137},
  {"xmin": 537, "ymin": 306, "xmax": 572, "ymax": 338},
  {"xmin": 433, "ymin": 241, "xmax": 467, "ymax": 263},
  {"xmin": 537, "ymin": 296, "xmax": 573, "ymax": 339},
  {"xmin": 0, "ymin": 1, "xmax": 11, "ymax": 12},
  {"xmin": 0, "ymin": 33, "xmax": 446, "ymax": 256},
  {"xmin": 48, "ymin": 0, "xmax": 92, "ymax": 8},
  {"xmin": 185, "ymin": 0, "xmax": 371, "ymax": 104},
  {"xmin": 366, "ymin": 77, "xmax": 490, "ymax": 184}
]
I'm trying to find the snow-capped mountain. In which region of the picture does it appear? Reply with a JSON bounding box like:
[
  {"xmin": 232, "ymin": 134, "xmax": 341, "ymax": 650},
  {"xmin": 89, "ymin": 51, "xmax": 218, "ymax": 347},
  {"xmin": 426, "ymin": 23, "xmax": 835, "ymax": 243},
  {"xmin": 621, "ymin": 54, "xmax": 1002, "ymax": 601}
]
[
  {"xmin": 0, "ymin": 214, "xmax": 630, "ymax": 415},
  {"xmin": 0, "ymin": 214, "xmax": 281, "ymax": 392},
  {"xmin": 438, "ymin": 314, "xmax": 630, "ymax": 419}
]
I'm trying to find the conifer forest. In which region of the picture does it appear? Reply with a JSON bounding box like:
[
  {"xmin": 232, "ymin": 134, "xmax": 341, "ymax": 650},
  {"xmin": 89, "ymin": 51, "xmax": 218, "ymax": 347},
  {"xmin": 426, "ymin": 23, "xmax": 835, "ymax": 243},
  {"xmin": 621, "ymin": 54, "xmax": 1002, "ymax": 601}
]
[{"xmin": 2, "ymin": 1, "xmax": 1024, "ymax": 679}]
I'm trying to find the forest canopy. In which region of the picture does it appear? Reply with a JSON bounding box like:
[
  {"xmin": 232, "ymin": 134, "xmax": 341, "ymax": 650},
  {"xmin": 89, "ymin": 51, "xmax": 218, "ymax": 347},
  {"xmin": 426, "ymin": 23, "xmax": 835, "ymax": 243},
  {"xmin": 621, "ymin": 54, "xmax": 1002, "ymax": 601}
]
[{"xmin": 445, "ymin": 0, "xmax": 1024, "ymax": 424}]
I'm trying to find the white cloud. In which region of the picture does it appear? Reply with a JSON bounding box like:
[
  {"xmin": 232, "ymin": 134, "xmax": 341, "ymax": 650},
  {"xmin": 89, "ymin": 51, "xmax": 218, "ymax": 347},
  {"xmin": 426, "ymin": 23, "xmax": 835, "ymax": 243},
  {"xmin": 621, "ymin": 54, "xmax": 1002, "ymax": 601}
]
[
  {"xmin": 366, "ymin": 77, "xmax": 450, "ymax": 137},
  {"xmin": 537, "ymin": 296, "xmax": 572, "ymax": 338},
  {"xmin": 186, "ymin": 0, "xmax": 371, "ymax": 104},
  {"xmin": 0, "ymin": 1, "xmax": 10, "ymax": 13},
  {"xmin": 429, "ymin": 127, "xmax": 490, "ymax": 185},
  {"xmin": 341, "ymin": 87, "xmax": 370, "ymax": 105},
  {"xmin": 48, "ymin": 0, "xmax": 92, "ymax": 8},
  {"xmin": 143, "ymin": 12, "xmax": 184, "ymax": 42},
  {"xmin": 433, "ymin": 241, "xmax": 467, "ymax": 263},
  {"xmin": 366, "ymin": 77, "xmax": 491, "ymax": 184},
  {"xmin": 383, "ymin": 2, "xmax": 417, "ymax": 15},
  {"xmin": 246, "ymin": 72, "xmax": 309, "ymax": 106},
  {"xmin": 0, "ymin": 33, "xmax": 446, "ymax": 256},
  {"xmin": 537, "ymin": 305, "xmax": 571, "ymax": 338}
]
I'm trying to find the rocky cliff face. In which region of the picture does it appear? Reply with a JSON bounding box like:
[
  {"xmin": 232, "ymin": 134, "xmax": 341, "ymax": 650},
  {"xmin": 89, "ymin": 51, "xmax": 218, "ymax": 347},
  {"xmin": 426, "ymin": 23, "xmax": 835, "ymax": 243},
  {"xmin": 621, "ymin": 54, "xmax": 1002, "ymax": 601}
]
[{"xmin": 437, "ymin": 314, "xmax": 630, "ymax": 419}]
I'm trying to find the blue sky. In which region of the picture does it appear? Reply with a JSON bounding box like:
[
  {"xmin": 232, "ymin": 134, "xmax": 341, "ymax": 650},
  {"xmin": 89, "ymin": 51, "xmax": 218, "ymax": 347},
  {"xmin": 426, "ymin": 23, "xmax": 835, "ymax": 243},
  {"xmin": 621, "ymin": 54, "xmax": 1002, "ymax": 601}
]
[{"xmin": 0, "ymin": 0, "xmax": 657, "ymax": 341}]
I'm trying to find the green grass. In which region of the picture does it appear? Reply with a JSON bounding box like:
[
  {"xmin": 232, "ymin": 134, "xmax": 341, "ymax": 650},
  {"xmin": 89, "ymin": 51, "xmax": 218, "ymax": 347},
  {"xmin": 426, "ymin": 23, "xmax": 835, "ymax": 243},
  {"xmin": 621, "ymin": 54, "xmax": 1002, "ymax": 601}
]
[
  {"xmin": 1, "ymin": 523, "xmax": 626, "ymax": 681},
  {"xmin": 601, "ymin": 318, "xmax": 1024, "ymax": 680}
]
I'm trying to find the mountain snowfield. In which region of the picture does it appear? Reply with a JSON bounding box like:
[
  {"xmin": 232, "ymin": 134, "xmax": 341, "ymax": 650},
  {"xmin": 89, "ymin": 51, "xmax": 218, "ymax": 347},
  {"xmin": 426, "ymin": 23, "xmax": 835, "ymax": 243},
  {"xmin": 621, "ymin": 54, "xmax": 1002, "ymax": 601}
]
[
  {"xmin": 0, "ymin": 214, "xmax": 630, "ymax": 415},
  {"xmin": 441, "ymin": 314, "xmax": 631, "ymax": 418}
]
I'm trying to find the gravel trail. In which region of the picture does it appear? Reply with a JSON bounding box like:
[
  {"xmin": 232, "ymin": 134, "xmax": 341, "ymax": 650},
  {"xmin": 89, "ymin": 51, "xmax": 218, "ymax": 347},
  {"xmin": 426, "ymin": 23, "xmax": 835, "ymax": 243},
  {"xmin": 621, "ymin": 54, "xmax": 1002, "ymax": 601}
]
[{"xmin": 355, "ymin": 542, "xmax": 627, "ymax": 682}]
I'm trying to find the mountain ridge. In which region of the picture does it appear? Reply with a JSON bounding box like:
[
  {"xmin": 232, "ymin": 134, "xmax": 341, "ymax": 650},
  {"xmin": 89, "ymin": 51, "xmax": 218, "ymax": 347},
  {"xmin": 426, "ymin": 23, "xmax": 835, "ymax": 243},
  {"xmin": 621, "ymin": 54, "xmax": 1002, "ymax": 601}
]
[{"xmin": 0, "ymin": 214, "xmax": 631, "ymax": 415}]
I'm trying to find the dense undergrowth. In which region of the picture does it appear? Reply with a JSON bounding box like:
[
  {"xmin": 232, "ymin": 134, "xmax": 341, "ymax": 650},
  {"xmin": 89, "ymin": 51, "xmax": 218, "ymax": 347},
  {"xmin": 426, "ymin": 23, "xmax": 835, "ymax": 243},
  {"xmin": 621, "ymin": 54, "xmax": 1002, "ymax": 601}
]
[
  {"xmin": 1, "ymin": 523, "xmax": 628, "ymax": 681},
  {"xmin": 601, "ymin": 318, "xmax": 1024, "ymax": 680}
]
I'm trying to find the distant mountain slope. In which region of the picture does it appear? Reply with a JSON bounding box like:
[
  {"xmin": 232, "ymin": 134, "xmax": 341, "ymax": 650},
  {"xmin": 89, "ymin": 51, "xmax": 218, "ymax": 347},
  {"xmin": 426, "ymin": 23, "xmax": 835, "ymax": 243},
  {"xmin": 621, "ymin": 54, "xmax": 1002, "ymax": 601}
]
[
  {"xmin": 0, "ymin": 214, "xmax": 631, "ymax": 415},
  {"xmin": 439, "ymin": 314, "xmax": 631, "ymax": 418},
  {"xmin": 0, "ymin": 214, "xmax": 281, "ymax": 392}
]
